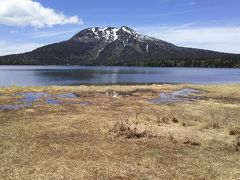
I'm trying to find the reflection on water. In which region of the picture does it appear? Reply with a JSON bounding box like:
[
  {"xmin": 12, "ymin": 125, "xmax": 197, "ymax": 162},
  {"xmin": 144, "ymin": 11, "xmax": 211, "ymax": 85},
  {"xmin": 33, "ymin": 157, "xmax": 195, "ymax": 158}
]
[
  {"xmin": 149, "ymin": 88, "xmax": 201, "ymax": 104},
  {"xmin": 0, "ymin": 66, "xmax": 240, "ymax": 86},
  {"xmin": 18, "ymin": 92, "xmax": 48, "ymax": 103},
  {"xmin": 0, "ymin": 104, "xmax": 32, "ymax": 110},
  {"xmin": 57, "ymin": 93, "xmax": 79, "ymax": 99},
  {"xmin": 0, "ymin": 92, "xmax": 90, "ymax": 110}
]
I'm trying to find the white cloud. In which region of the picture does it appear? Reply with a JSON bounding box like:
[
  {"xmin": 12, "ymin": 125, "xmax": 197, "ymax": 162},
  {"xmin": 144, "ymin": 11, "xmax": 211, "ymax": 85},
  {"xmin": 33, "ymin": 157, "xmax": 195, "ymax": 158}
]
[
  {"xmin": 10, "ymin": 30, "xmax": 19, "ymax": 34},
  {"xmin": 0, "ymin": 0, "xmax": 82, "ymax": 28},
  {"xmin": 136, "ymin": 25, "xmax": 240, "ymax": 54},
  {"xmin": 0, "ymin": 41, "xmax": 44, "ymax": 55},
  {"xmin": 185, "ymin": 2, "xmax": 196, "ymax": 6}
]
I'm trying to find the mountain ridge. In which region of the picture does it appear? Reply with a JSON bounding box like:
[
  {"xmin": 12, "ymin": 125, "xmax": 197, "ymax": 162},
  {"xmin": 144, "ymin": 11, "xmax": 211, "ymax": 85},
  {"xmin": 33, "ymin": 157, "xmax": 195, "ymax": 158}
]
[{"xmin": 0, "ymin": 26, "xmax": 240, "ymax": 67}]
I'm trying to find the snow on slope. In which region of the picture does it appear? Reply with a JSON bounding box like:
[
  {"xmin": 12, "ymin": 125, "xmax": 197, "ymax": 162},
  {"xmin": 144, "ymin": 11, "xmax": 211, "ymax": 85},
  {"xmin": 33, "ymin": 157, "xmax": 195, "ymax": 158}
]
[{"xmin": 76, "ymin": 26, "xmax": 147, "ymax": 42}]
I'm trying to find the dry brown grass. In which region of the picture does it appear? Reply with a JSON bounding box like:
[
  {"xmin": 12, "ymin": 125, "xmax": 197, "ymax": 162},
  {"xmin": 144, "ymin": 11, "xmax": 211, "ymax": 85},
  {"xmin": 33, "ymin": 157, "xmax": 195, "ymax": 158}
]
[
  {"xmin": 0, "ymin": 84, "xmax": 240, "ymax": 179},
  {"xmin": 109, "ymin": 119, "xmax": 155, "ymax": 139}
]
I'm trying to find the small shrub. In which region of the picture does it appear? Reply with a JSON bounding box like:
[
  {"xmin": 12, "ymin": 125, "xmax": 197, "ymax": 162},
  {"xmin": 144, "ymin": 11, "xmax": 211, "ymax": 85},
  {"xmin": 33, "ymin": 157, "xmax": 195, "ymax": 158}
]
[
  {"xmin": 229, "ymin": 127, "xmax": 240, "ymax": 136},
  {"xmin": 183, "ymin": 136, "xmax": 201, "ymax": 146},
  {"xmin": 168, "ymin": 133, "xmax": 178, "ymax": 144},
  {"xmin": 156, "ymin": 117, "xmax": 169, "ymax": 124},
  {"xmin": 204, "ymin": 120, "xmax": 221, "ymax": 129},
  {"xmin": 110, "ymin": 119, "xmax": 154, "ymax": 139},
  {"xmin": 172, "ymin": 116, "xmax": 179, "ymax": 123},
  {"xmin": 234, "ymin": 136, "xmax": 240, "ymax": 151},
  {"xmin": 212, "ymin": 122, "xmax": 221, "ymax": 129},
  {"xmin": 205, "ymin": 110, "xmax": 221, "ymax": 129}
]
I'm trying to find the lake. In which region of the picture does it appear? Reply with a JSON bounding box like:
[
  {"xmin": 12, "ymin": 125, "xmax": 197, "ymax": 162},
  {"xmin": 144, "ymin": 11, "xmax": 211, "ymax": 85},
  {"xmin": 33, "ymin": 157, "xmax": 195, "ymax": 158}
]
[{"xmin": 0, "ymin": 66, "xmax": 239, "ymax": 86}]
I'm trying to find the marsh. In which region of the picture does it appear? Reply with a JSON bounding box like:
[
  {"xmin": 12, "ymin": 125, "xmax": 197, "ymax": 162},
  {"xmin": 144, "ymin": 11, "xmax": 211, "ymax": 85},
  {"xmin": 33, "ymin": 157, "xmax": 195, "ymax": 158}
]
[{"xmin": 0, "ymin": 84, "xmax": 240, "ymax": 179}]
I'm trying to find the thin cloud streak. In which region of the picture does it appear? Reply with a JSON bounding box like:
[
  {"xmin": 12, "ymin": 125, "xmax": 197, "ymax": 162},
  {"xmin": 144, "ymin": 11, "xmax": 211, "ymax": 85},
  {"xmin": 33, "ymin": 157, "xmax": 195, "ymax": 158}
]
[
  {"xmin": 185, "ymin": 2, "xmax": 197, "ymax": 6},
  {"xmin": 29, "ymin": 29, "xmax": 81, "ymax": 38},
  {"xmin": 136, "ymin": 25, "xmax": 240, "ymax": 53}
]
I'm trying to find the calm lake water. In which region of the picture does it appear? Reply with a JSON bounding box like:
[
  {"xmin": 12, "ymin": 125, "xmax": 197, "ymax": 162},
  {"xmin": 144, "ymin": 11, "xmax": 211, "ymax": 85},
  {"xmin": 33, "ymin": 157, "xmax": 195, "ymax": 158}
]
[{"xmin": 0, "ymin": 66, "xmax": 239, "ymax": 86}]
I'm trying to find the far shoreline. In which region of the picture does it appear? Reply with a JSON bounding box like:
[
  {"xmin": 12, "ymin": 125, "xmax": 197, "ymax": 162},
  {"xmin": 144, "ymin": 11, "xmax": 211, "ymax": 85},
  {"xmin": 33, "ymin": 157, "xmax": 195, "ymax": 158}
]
[{"xmin": 0, "ymin": 65, "xmax": 240, "ymax": 69}]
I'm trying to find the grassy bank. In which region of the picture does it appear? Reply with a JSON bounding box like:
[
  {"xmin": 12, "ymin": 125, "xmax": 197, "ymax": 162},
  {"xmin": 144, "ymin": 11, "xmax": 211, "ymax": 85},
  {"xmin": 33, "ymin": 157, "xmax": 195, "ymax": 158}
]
[{"xmin": 0, "ymin": 84, "xmax": 240, "ymax": 179}]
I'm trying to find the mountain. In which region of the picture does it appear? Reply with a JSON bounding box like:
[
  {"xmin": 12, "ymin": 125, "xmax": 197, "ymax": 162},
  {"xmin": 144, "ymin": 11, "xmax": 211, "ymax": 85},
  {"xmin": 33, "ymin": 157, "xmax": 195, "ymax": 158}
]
[{"xmin": 0, "ymin": 26, "xmax": 240, "ymax": 67}]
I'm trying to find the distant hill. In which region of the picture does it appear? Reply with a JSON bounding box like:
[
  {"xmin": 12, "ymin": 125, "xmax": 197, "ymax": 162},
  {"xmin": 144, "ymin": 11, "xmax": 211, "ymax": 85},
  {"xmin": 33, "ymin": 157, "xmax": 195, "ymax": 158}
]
[{"xmin": 0, "ymin": 26, "xmax": 240, "ymax": 67}]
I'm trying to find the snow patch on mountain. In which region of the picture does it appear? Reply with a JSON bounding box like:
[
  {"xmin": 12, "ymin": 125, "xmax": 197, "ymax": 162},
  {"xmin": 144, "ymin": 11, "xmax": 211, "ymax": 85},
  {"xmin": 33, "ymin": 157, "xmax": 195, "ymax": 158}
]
[
  {"xmin": 139, "ymin": 35, "xmax": 157, "ymax": 41},
  {"xmin": 123, "ymin": 39, "xmax": 129, "ymax": 47},
  {"xmin": 96, "ymin": 47, "xmax": 105, "ymax": 57},
  {"xmin": 122, "ymin": 27, "xmax": 132, "ymax": 34},
  {"xmin": 89, "ymin": 27, "xmax": 120, "ymax": 41},
  {"xmin": 72, "ymin": 26, "xmax": 165, "ymax": 51},
  {"xmin": 146, "ymin": 44, "xmax": 149, "ymax": 53}
]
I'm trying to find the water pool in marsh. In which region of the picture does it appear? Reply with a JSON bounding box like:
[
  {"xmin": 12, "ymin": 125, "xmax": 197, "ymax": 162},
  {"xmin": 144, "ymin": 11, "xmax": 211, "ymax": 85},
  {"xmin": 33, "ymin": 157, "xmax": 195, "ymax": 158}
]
[{"xmin": 0, "ymin": 92, "xmax": 91, "ymax": 110}]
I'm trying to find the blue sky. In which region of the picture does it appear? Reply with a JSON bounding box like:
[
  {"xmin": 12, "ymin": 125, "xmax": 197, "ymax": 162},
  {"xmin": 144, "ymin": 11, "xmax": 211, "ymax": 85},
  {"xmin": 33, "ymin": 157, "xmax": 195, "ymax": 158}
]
[{"xmin": 0, "ymin": 0, "xmax": 240, "ymax": 55}]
